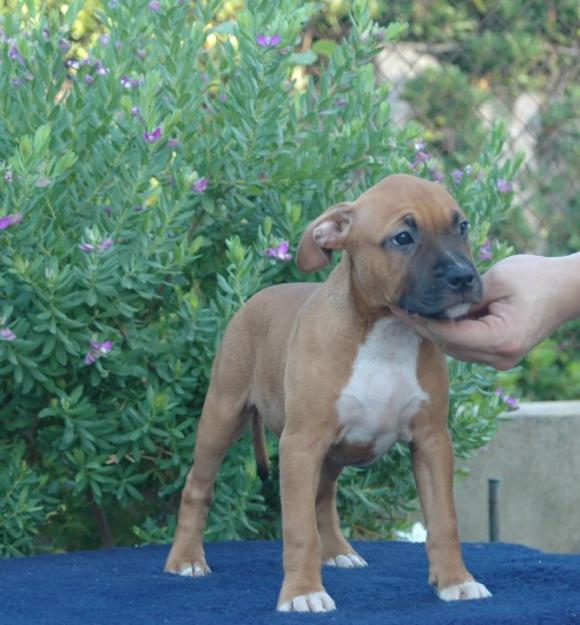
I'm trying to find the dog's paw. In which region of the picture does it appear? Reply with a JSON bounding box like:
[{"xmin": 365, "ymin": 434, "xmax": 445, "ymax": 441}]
[
  {"xmin": 165, "ymin": 560, "xmax": 211, "ymax": 577},
  {"xmin": 178, "ymin": 563, "xmax": 212, "ymax": 577},
  {"xmin": 438, "ymin": 580, "xmax": 492, "ymax": 601},
  {"xmin": 278, "ymin": 591, "xmax": 336, "ymax": 613},
  {"xmin": 323, "ymin": 553, "xmax": 367, "ymax": 568}
]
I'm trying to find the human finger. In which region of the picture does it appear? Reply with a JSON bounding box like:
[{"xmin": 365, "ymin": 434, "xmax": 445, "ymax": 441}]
[{"xmin": 392, "ymin": 306, "xmax": 510, "ymax": 363}]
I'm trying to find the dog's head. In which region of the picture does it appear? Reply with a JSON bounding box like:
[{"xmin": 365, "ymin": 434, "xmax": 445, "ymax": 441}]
[{"xmin": 296, "ymin": 174, "xmax": 482, "ymax": 319}]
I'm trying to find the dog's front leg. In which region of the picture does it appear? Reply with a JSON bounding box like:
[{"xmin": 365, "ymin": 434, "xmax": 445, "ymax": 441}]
[
  {"xmin": 277, "ymin": 428, "xmax": 337, "ymax": 613},
  {"xmin": 411, "ymin": 427, "xmax": 492, "ymax": 601}
]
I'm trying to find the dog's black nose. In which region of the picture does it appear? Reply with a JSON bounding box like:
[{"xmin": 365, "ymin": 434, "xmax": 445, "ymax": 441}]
[{"xmin": 444, "ymin": 264, "xmax": 476, "ymax": 292}]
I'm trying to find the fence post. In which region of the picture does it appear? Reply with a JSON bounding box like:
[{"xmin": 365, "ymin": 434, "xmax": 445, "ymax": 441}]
[{"xmin": 488, "ymin": 477, "xmax": 501, "ymax": 543}]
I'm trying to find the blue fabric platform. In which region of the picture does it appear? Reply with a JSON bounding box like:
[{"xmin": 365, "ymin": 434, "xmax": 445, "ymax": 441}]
[{"xmin": 1, "ymin": 540, "xmax": 579, "ymax": 625}]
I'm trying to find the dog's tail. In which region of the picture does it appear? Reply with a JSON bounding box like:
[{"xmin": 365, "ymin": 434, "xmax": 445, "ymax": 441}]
[{"xmin": 250, "ymin": 410, "xmax": 269, "ymax": 482}]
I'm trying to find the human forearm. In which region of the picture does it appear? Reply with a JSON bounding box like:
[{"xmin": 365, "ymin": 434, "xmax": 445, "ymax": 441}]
[{"xmin": 553, "ymin": 252, "xmax": 580, "ymax": 325}]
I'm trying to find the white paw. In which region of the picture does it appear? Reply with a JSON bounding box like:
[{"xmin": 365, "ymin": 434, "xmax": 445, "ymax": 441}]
[
  {"xmin": 278, "ymin": 591, "xmax": 336, "ymax": 613},
  {"xmin": 439, "ymin": 580, "xmax": 492, "ymax": 601},
  {"xmin": 324, "ymin": 553, "xmax": 368, "ymax": 568},
  {"xmin": 176, "ymin": 563, "xmax": 211, "ymax": 577}
]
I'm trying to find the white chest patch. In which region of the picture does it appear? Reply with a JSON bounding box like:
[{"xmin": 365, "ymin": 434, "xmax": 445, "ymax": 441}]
[{"xmin": 336, "ymin": 317, "xmax": 429, "ymax": 458}]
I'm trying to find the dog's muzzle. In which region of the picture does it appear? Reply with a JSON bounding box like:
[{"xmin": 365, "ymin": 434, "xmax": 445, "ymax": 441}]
[{"xmin": 399, "ymin": 260, "xmax": 482, "ymax": 319}]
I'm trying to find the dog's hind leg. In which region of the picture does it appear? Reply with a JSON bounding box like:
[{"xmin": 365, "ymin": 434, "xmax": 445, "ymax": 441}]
[
  {"xmin": 165, "ymin": 320, "xmax": 254, "ymax": 576},
  {"xmin": 317, "ymin": 460, "xmax": 367, "ymax": 568}
]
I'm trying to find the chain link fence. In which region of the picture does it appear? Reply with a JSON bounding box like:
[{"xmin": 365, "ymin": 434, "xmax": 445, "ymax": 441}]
[{"xmin": 370, "ymin": 0, "xmax": 579, "ymax": 257}]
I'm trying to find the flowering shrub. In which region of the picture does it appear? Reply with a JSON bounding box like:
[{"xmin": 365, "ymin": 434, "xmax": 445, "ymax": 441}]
[{"xmin": 0, "ymin": 0, "xmax": 519, "ymax": 556}]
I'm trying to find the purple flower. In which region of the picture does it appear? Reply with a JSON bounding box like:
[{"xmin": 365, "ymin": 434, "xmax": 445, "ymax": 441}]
[
  {"xmin": 8, "ymin": 42, "xmax": 24, "ymax": 65},
  {"xmin": 265, "ymin": 241, "xmax": 292, "ymax": 262},
  {"xmin": 80, "ymin": 238, "xmax": 113, "ymax": 252},
  {"xmin": 256, "ymin": 34, "xmax": 281, "ymax": 48},
  {"xmin": 410, "ymin": 143, "xmax": 431, "ymax": 170},
  {"xmin": 504, "ymin": 395, "xmax": 519, "ymax": 409},
  {"xmin": 168, "ymin": 138, "xmax": 180, "ymax": 148},
  {"xmin": 0, "ymin": 213, "xmax": 23, "ymax": 230},
  {"xmin": 95, "ymin": 60, "xmax": 109, "ymax": 76},
  {"xmin": 497, "ymin": 178, "xmax": 513, "ymax": 193},
  {"xmin": 479, "ymin": 239, "xmax": 493, "ymax": 261},
  {"xmin": 84, "ymin": 351, "xmax": 98, "ymax": 365},
  {"xmin": 452, "ymin": 169, "xmax": 464, "ymax": 184},
  {"xmin": 148, "ymin": 0, "xmax": 161, "ymax": 11},
  {"xmin": 131, "ymin": 106, "xmax": 142, "ymax": 117},
  {"xmin": 66, "ymin": 59, "xmax": 80, "ymax": 70},
  {"xmin": 4, "ymin": 169, "xmax": 13, "ymax": 183},
  {"xmin": 192, "ymin": 177, "xmax": 208, "ymax": 193},
  {"xmin": 496, "ymin": 388, "xmax": 519, "ymax": 410},
  {"xmin": 429, "ymin": 168, "xmax": 445, "ymax": 183},
  {"xmin": 120, "ymin": 75, "xmax": 142, "ymax": 89},
  {"xmin": 144, "ymin": 127, "xmax": 162, "ymax": 143},
  {"xmin": 84, "ymin": 75, "xmax": 94, "ymax": 85},
  {"xmin": 0, "ymin": 328, "xmax": 16, "ymax": 341},
  {"xmin": 85, "ymin": 339, "xmax": 114, "ymax": 365},
  {"xmin": 99, "ymin": 34, "xmax": 110, "ymax": 45},
  {"xmin": 414, "ymin": 150, "xmax": 430, "ymax": 164},
  {"xmin": 92, "ymin": 339, "xmax": 113, "ymax": 353}
]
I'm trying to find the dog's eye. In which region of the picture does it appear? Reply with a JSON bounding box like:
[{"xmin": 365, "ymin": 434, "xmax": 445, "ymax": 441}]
[
  {"xmin": 459, "ymin": 221, "xmax": 469, "ymax": 236},
  {"xmin": 392, "ymin": 231, "xmax": 414, "ymax": 247}
]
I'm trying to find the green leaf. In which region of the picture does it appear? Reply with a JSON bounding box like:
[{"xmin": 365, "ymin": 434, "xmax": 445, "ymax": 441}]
[
  {"xmin": 312, "ymin": 39, "xmax": 337, "ymax": 57},
  {"xmin": 213, "ymin": 21, "xmax": 236, "ymax": 35},
  {"xmin": 52, "ymin": 152, "xmax": 78, "ymax": 177},
  {"xmin": 62, "ymin": 0, "xmax": 85, "ymax": 27},
  {"xmin": 383, "ymin": 21, "xmax": 408, "ymax": 42},
  {"xmin": 287, "ymin": 50, "xmax": 318, "ymax": 65},
  {"xmin": 86, "ymin": 290, "xmax": 97, "ymax": 307},
  {"xmin": 33, "ymin": 125, "xmax": 51, "ymax": 156},
  {"xmin": 69, "ymin": 385, "xmax": 84, "ymax": 404}
]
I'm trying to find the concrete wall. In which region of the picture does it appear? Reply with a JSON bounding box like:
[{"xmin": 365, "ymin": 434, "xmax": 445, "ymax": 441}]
[{"xmin": 453, "ymin": 401, "xmax": 580, "ymax": 553}]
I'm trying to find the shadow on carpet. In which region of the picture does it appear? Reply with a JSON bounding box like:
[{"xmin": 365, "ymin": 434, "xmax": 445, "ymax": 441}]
[{"xmin": 1, "ymin": 540, "xmax": 579, "ymax": 625}]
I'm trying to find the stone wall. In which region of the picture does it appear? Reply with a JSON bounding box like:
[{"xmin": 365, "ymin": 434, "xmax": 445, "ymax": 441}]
[{"xmin": 453, "ymin": 401, "xmax": 580, "ymax": 553}]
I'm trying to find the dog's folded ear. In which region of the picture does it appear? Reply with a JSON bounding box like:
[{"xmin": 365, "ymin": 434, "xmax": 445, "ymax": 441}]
[{"xmin": 296, "ymin": 203, "xmax": 353, "ymax": 273}]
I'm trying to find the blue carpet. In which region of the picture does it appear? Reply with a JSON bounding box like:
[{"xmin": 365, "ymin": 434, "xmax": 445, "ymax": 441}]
[{"xmin": 1, "ymin": 540, "xmax": 579, "ymax": 625}]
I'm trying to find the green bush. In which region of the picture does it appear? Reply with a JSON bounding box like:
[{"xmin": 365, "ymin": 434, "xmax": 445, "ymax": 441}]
[
  {"xmin": 498, "ymin": 326, "xmax": 580, "ymax": 403},
  {"xmin": 402, "ymin": 65, "xmax": 487, "ymax": 167},
  {"xmin": 0, "ymin": 0, "xmax": 517, "ymax": 556}
]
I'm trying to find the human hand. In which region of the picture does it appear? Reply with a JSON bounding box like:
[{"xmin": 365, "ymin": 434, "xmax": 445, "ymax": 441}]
[{"xmin": 392, "ymin": 253, "xmax": 580, "ymax": 370}]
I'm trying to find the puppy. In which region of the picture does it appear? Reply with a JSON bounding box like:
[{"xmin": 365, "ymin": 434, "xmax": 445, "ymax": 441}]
[{"xmin": 165, "ymin": 174, "xmax": 491, "ymax": 612}]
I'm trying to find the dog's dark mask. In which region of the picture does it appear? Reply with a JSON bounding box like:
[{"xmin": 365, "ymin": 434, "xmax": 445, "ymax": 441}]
[{"xmin": 395, "ymin": 222, "xmax": 482, "ymax": 320}]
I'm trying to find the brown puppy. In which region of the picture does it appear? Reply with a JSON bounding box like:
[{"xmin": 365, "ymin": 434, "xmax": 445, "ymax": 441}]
[{"xmin": 165, "ymin": 174, "xmax": 491, "ymax": 612}]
